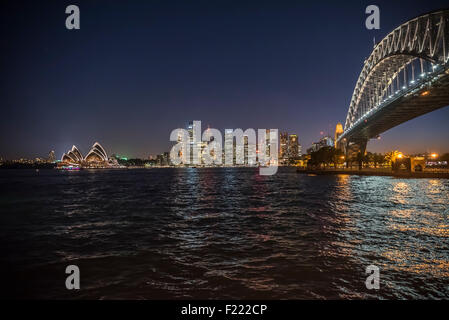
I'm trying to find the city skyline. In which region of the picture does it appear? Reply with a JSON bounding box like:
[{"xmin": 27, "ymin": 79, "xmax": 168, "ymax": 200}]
[
  {"xmin": 1, "ymin": 0, "xmax": 449, "ymax": 160},
  {"xmin": 1, "ymin": 117, "xmax": 447, "ymax": 161},
  {"xmin": 1, "ymin": 1, "xmax": 449, "ymax": 303}
]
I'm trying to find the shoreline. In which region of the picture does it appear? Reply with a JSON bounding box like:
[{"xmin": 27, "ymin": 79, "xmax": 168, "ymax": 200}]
[{"xmin": 296, "ymin": 168, "xmax": 449, "ymax": 179}]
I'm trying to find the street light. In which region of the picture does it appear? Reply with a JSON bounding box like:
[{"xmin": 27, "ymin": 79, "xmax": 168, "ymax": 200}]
[{"xmin": 431, "ymin": 153, "xmax": 438, "ymax": 159}]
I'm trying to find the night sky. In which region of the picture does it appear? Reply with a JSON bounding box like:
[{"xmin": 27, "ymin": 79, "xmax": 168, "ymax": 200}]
[{"xmin": 1, "ymin": 0, "xmax": 448, "ymax": 159}]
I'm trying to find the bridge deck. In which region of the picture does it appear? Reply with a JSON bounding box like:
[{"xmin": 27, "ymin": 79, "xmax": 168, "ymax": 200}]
[{"xmin": 340, "ymin": 69, "xmax": 449, "ymax": 142}]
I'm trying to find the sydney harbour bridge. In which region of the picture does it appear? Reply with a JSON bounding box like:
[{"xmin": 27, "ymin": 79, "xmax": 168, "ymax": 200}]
[{"xmin": 337, "ymin": 9, "xmax": 449, "ymax": 157}]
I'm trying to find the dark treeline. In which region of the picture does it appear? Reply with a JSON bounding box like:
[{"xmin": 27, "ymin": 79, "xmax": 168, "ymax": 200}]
[
  {"xmin": 0, "ymin": 162, "xmax": 56, "ymax": 169},
  {"xmin": 117, "ymin": 158, "xmax": 158, "ymax": 167}
]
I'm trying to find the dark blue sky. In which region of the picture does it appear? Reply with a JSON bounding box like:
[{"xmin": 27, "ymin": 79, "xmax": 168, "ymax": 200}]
[{"xmin": 1, "ymin": 0, "xmax": 448, "ymax": 159}]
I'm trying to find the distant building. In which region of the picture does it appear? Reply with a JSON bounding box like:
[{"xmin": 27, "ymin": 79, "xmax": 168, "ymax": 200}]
[
  {"xmin": 280, "ymin": 132, "xmax": 288, "ymax": 163},
  {"xmin": 163, "ymin": 152, "xmax": 170, "ymax": 166},
  {"xmin": 288, "ymin": 134, "xmax": 299, "ymax": 160},
  {"xmin": 156, "ymin": 154, "xmax": 164, "ymax": 166},
  {"xmin": 334, "ymin": 123, "xmax": 344, "ymax": 150},
  {"xmin": 307, "ymin": 142, "xmax": 319, "ymax": 154},
  {"xmin": 186, "ymin": 121, "xmax": 205, "ymax": 165},
  {"xmin": 265, "ymin": 129, "xmax": 271, "ymax": 160},
  {"xmin": 321, "ymin": 136, "xmax": 334, "ymax": 148},
  {"xmin": 187, "ymin": 121, "xmax": 194, "ymax": 164},
  {"xmin": 278, "ymin": 132, "xmax": 301, "ymax": 165},
  {"xmin": 153, "ymin": 152, "xmax": 172, "ymax": 166},
  {"xmin": 224, "ymin": 129, "xmax": 234, "ymax": 166},
  {"xmin": 307, "ymin": 136, "xmax": 334, "ymax": 154},
  {"xmin": 244, "ymin": 134, "xmax": 257, "ymax": 166},
  {"xmin": 47, "ymin": 150, "xmax": 56, "ymax": 163}
]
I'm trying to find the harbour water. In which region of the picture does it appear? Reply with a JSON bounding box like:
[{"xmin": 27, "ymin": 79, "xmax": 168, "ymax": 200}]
[{"xmin": 0, "ymin": 168, "xmax": 448, "ymax": 299}]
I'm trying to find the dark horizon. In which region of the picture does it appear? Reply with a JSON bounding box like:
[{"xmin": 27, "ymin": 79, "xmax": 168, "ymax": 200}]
[{"xmin": 1, "ymin": 0, "xmax": 449, "ymax": 160}]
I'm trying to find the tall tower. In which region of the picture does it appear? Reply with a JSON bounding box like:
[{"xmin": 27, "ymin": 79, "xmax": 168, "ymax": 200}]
[{"xmin": 334, "ymin": 123, "xmax": 344, "ymax": 150}]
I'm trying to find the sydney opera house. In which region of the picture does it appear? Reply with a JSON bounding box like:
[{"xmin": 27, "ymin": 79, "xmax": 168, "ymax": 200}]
[{"xmin": 60, "ymin": 142, "xmax": 111, "ymax": 168}]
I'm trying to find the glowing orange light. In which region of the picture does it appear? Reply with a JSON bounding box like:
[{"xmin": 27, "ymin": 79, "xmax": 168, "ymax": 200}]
[
  {"xmin": 431, "ymin": 153, "xmax": 438, "ymax": 158},
  {"xmin": 397, "ymin": 153, "xmax": 403, "ymax": 159},
  {"xmin": 421, "ymin": 90, "xmax": 430, "ymax": 96}
]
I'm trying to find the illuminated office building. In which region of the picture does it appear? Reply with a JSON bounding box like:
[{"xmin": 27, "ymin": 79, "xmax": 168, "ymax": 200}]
[
  {"xmin": 224, "ymin": 129, "xmax": 234, "ymax": 166},
  {"xmin": 280, "ymin": 132, "xmax": 288, "ymax": 163},
  {"xmin": 288, "ymin": 134, "xmax": 299, "ymax": 159}
]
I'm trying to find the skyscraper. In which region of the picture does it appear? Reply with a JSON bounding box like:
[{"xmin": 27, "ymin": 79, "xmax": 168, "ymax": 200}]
[
  {"xmin": 186, "ymin": 120, "xmax": 203, "ymax": 165},
  {"xmin": 280, "ymin": 132, "xmax": 288, "ymax": 163},
  {"xmin": 288, "ymin": 134, "xmax": 299, "ymax": 160},
  {"xmin": 187, "ymin": 121, "xmax": 194, "ymax": 164},
  {"xmin": 224, "ymin": 129, "xmax": 234, "ymax": 166}
]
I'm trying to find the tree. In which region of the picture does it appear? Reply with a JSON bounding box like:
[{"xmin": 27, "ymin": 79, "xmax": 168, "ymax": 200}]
[
  {"xmin": 309, "ymin": 147, "xmax": 344, "ymax": 169},
  {"xmin": 373, "ymin": 153, "xmax": 386, "ymax": 168},
  {"xmin": 356, "ymin": 151, "xmax": 365, "ymax": 170},
  {"xmin": 331, "ymin": 148, "xmax": 345, "ymax": 168},
  {"xmin": 439, "ymin": 153, "xmax": 449, "ymax": 161},
  {"xmin": 385, "ymin": 150, "xmax": 400, "ymax": 167},
  {"xmin": 364, "ymin": 152, "xmax": 374, "ymax": 168}
]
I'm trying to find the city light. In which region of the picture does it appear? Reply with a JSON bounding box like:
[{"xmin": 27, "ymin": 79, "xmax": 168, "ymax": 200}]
[
  {"xmin": 431, "ymin": 153, "xmax": 438, "ymax": 159},
  {"xmin": 397, "ymin": 153, "xmax": 403, "ymax": 159},
  {"xmin": 421, "ymin": 90, "xmax": 430, "ymax": 96}
]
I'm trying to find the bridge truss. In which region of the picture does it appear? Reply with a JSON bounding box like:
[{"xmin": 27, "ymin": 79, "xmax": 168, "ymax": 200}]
[{"xmin": 338, "ymin": 10, "xmax": 449, "ymax": 156}]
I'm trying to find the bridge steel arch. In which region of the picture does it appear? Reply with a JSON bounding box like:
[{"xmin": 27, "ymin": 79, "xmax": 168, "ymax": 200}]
[{"xmin": 338, "ymin": 10, "xmax": 449, "ymax": 158}]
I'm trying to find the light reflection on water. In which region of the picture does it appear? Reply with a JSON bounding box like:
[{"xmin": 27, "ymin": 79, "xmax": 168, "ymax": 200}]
[{"xmin": 0, "ymin": 168, "xmax": 448, "ymax": 299}]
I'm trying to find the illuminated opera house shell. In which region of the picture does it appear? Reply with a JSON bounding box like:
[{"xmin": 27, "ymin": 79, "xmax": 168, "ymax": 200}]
[{"xmin": 61, "ymin": 142, "xmax": 108, "ymax": 164}]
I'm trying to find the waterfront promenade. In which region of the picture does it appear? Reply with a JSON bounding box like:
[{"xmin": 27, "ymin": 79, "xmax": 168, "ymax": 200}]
[{"xmin": 296, "ymin": 168, "xmax": 449, "ymax": 179}]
